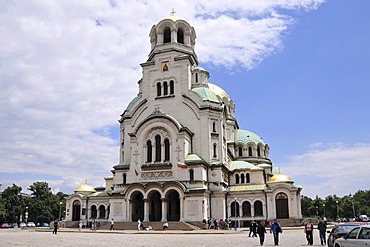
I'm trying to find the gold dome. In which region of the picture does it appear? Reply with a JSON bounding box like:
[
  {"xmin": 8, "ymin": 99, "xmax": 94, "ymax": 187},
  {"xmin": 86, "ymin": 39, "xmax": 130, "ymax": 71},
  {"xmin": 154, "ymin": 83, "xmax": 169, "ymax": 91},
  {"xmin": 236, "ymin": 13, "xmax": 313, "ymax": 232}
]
[
  {"xmin": 75, "ymin": 182, "xmax": 96, "ymax": 193},
  {"xmin": 208, "ymin": 83, "xmax": 231, "ymax": 101},
  {"xmin": 268, "ymin": 174, "xmax": 294, "ymax": 183}
]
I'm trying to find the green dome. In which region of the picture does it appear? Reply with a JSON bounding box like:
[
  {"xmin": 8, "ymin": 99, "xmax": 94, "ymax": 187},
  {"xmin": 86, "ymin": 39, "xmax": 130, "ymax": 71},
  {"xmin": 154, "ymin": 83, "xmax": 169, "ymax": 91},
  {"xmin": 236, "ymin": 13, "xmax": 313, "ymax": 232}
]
[
  {"xmin": 192, "ymin": 87, "xmax": 220, "ymax": 103},
  {"xmin": 229, "ymin": 161, "xmax": 263, "ymax": 171},
  {"xmin": 235, "ymin": 129, "xmax": 265, "ymax": 145}
]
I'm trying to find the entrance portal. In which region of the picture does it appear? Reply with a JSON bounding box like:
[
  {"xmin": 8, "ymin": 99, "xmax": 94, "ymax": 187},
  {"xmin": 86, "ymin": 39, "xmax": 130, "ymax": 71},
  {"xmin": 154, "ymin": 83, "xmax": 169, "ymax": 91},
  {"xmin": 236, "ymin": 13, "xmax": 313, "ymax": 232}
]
[
  {"xmin": 72, "ymin": 200, "xmax": 81, "ymax": 221},
  {"xmin": 132, "ymin": 192, "xmax": 144, "ymax": 221},
  {"xmin": 148, "ymin": 191, "xmax": 162, "ymax": 221},
  {"xmin": 275, "ymin": 192, "xmax": 289, "ymax": 219},
  {"xmin": 166, "ymin": 190, "xmax": 180, "ymax": 221}
]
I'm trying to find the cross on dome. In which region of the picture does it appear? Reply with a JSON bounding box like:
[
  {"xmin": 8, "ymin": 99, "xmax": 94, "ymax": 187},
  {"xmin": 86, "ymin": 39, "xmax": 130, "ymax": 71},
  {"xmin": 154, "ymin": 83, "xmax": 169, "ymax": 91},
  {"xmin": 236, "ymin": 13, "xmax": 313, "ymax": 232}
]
[{"xmin": 170, "ymin": 8, "xmax": 176, "ymax": 16}]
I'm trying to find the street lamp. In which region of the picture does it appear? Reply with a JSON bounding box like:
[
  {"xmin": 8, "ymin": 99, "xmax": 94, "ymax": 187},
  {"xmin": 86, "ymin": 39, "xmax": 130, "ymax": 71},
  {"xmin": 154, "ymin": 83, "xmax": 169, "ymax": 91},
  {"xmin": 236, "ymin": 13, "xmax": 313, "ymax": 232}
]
[
  {"xmin": 316, "ymin": 206, "xmax": 319, "ymax": 217},
  {"xmin": 323, "ymin": 204, "xmax": 326, "ymax": 219},
  {"xmin": 349, "ymin": 194, "xmax": 355, "ymax": 220},
  {"xmin": 336, "ymin": 200, "xmax": 339, "ymax": 221},
  {"xmin": 25, "ymin": 206, "xmax": 29, "ymax": 223},
  {"xmin": 59, "ymin": 202, "xmax": 63, "ymax": 221},
  {"xmin": 234, "ymin": 197, "xmax": 237, "ymax": 230}
]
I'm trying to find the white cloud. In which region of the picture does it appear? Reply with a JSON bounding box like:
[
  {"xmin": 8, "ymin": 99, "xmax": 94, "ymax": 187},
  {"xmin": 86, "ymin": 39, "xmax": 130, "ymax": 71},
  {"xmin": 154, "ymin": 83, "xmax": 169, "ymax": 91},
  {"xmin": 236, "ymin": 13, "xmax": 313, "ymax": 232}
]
[
  {"xmin": 280, "ymin": 143, "xmax": 370, "ymax": 198},
  {"xmin": 0, "ymin": 0, "xmax": 325, "ymax": 194}
]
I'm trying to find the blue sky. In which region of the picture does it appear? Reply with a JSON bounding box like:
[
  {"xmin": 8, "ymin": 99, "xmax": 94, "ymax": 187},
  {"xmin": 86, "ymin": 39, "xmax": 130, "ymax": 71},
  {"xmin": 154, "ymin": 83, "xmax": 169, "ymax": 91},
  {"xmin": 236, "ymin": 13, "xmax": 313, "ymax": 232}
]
[{"xmin": 1, "ymin": 0, "xmax": 369, "ymax": 198}]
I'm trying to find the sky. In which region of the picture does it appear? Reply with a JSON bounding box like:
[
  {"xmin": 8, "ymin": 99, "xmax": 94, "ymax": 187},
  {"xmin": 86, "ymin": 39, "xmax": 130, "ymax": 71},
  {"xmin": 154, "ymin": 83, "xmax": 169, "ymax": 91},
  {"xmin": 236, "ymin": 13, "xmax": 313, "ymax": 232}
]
[{"xmin": 1, "ymin": 0, "xmax": 369, "ymax": 199}]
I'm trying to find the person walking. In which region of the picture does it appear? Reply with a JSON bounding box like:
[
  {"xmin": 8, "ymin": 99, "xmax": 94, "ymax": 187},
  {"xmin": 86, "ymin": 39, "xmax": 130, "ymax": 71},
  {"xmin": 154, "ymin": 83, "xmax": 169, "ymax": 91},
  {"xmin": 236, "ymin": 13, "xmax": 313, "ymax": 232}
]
[
  {"xmin": 252, "ymin": 220, "xmax": 258, "ymax": 237},
  {"xmin": 78, "ymin": 219, "xmax": 82, "ymax": 231},
  {"xmin": 270, "ymin": 219, "xmax": 282, "ymax": 246},
  {"xmin": 52, "ymin": 219, "xmax": 58, "ymax": 234},
  {"xmin": 257, "ymin": 221, "xmax": 267, "ymax": 246},
  {"xmin": 249, "ymin": 220, "xmax": 253, "ymax": 237},
  {"xmin": 137, "ymin": 219, "xmax": 142, "ymax": 230},
  {"xmin": 91, "ymin": 219, "xmax": 97, "ymax": 231},
  {"xmin": 317, "ymin": 218, "xmax": 327, "ymax": 246},
  {"xmin": 305, "ymin": 219, "xmax": 314, "ymax": 245},
  {"xmin": 110, "ymin": 218, "xmax": 114, "ymax": 231}
]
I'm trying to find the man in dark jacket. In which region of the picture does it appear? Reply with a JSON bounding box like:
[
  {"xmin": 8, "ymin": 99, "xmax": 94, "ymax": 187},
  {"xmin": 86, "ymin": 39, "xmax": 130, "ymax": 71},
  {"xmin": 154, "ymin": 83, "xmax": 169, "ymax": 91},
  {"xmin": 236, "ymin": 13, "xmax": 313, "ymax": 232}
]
[
  {"xmin": 317, "ymin": 218, "xmax": 327, "ymax": 246},
  {"xmin": 270, "ymin": 219, "xmax": 282, "ymax": 246}
]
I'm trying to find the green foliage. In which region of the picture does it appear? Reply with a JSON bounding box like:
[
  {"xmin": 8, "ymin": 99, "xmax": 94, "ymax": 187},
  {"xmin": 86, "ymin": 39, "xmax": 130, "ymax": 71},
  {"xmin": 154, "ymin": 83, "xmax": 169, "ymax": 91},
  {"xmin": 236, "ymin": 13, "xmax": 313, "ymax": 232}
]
[
  {"xmin": 0, "ymin": 182, "xmax": 69, "ymax": 224},
  {"xmin": 301, "ymin": 190, "xmax": 370, "ymax": 221}
]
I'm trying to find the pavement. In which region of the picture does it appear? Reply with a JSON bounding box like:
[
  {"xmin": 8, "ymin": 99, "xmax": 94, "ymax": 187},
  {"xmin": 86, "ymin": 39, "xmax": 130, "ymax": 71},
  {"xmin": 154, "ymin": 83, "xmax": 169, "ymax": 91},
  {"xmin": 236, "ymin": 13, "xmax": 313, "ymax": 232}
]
[{"xmin": 0, "ymin": 226, "xmax": 332, "ymax": 247}]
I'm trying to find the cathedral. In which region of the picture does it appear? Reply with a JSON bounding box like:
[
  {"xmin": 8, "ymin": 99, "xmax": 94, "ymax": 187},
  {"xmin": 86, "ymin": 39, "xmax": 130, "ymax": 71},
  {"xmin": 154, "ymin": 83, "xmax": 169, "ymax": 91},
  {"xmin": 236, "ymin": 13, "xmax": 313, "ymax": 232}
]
[{"xmin": 65, "ymin": 13, "xmax": 302, "ymax": 228}]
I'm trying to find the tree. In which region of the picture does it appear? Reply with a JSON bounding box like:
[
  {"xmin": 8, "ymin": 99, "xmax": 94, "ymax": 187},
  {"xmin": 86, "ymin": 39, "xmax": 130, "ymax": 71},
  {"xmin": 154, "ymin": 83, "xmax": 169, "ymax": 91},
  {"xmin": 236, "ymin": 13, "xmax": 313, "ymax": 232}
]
[
  {"xmin": 28, "ymin": 182, "xmax": 55, "ymax": 223},
  {"xmin": 1, "ymin": 184, "xmax": 25, "ymax": 223}
]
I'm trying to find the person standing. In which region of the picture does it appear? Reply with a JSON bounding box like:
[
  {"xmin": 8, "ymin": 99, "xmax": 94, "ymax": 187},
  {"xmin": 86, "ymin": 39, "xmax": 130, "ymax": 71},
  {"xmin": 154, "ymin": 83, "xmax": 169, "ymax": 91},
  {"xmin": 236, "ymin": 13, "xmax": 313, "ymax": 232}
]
[
  {"xmin": 317, "ymin": 218, "xmax": 327, "ymax": 246},
  {"xmin": 110, "ymin": 218, "xmax": 114, "ymax": 231},
  {"xmin": 137, "ymin": 219, "xmax": 142, "ymax": 230},
  {"xmin": 270, "ymin": 219, "xmax": 282, "ymax": 246},
  {"xmin": 78, "ymin": 220, "xmax": 82, "ymax": 231},
  {"xmin": 52, "ymin": 219, "xmax": 58, "ymax": 234},
  {"xmin": 252, "ymin": 220, "xmax": 258, "ymax": 237},
  {"xmin": 257, "ymin": 221, "xmax": 267, "ymax": 246},
  {"xmin": 91, "ymin": 219, "xmax": 97, "ymax": 231},
  {"xmin": 305, "ymin": 219, "xmax": 314, "ymax": 245},
  {"xmin": 249, "ymin": 220, "xmax": 253, "ymax": 237}
]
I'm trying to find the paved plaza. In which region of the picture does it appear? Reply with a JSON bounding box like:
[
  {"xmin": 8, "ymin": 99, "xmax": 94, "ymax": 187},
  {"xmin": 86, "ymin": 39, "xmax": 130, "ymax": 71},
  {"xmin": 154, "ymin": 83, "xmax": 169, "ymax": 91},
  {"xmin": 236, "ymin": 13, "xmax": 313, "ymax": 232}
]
[{"xmin": 0, "ymin": 227, "xmax": 329, "ymax": 247}]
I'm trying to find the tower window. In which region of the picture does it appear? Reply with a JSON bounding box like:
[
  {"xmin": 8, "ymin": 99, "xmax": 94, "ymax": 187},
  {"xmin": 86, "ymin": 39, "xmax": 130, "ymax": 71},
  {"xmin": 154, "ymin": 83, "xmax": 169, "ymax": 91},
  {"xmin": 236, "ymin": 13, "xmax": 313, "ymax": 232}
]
[
  {"xmin": 235, "ymin": 174, "xmax": 239, "ymax": 184},
  {"xmin": 195, "ymin": 73, "xmax": 198, "ymax": 83},
  {"xmin": 155, "ymin": 135, "xmax": 161, "ymax": 162},
  {"xmin": 123, "ymin": 173, "xmax": 127, "ymax": 184},
  {"xmin": 164, "ymin": 138, "xmax": 170, "ymax": 161},
  {"xmin": 157, "ymin": 82, "xmax": 161, "ymax": 97},
  {"xmin": 213, "ymin": 143, "xmax": 217, "ymax": 158},
  {"xmin": 248, "ymin": 147, "xmax": 253, "ymax": 156},
  {"xmin": 246, "ymin": 173, "xmax": 251, "ymax": 183},
  {"xmin": 257, "ymin": 146, "xmax": 261, "ymax": 157},
  {"xmin": 163, "ymin": 81, "xmax": 168, "ymax": 95},
  {"xmin": 146, "ymin": 140, "xmax": 152, "ymax": 162},
  {"xmin": 241, "ymin": 173, "xmax": 245, "ymax": 184},
  {"xmin": 177, "ymin": 29, "xmax": 184, "ymax": 44},
  {"xmin": 212, "ymin": 122, "xmax": 216, "ymax": 132},
  {"xmin": 238, "ymin": 147, "xmax": 242, "ymax": 157},
  {"xmin": 170, "ymin": 80, "xmax": 174, "ymax": 94},
  {"xmin": 189, "ymin": 169, "xmax": 194, "ymax": 182},
  {"xmin": 164, "ymin": 28, "xmax": 171, "ymax": 43}
]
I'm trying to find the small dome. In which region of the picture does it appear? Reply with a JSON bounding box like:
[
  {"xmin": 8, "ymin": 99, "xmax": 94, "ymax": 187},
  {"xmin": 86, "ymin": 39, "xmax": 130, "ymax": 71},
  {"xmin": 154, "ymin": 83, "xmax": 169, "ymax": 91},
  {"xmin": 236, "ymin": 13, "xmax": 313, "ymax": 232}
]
[
  {"xmin": 235, "ymin": 129, "xmax": 265, "ymax": 145},
  {"xmin": 209, "ymin": 83, "xmax": 231, "ymax": 101},
  {"xmin": 268, "ymin": 174, "xmax": 294, "ymax": 183},
  {"xmin": 75, "ymin": 182, "xmax": 96, "ymax": 193}
]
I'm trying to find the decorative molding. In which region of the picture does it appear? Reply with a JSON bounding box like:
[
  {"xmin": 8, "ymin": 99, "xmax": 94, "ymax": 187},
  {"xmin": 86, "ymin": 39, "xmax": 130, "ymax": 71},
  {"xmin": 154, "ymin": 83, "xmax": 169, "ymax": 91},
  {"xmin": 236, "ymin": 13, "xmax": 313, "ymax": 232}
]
[{"xmin": 141, "ymin": 171, "xmax": 173, "ymax": 179}]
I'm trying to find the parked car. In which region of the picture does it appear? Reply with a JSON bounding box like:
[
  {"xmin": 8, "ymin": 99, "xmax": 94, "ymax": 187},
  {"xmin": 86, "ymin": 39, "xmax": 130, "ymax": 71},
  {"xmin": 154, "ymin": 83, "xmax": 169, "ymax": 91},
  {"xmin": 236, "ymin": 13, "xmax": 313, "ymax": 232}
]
[
  {"xmin": 19, "ymin": 222, "xmax": 26, "ymax": 228},
  {"xmin": 39, "ymin": 222, "xmax": 49, "ymax": 227},
  {"xmin": 334, "ymin": 225, "xmax": 370, "ymax": 247},
  {"xmin": 328, "ymin": 222, "xmax": 367, "ymax": 247},
  {"xmin": 26, "ymin": 222, "xmax": 36, "ymax": 227},
  {"xmin": 1, "ymin": 223, "xmax": 10, "ymax": 228}
]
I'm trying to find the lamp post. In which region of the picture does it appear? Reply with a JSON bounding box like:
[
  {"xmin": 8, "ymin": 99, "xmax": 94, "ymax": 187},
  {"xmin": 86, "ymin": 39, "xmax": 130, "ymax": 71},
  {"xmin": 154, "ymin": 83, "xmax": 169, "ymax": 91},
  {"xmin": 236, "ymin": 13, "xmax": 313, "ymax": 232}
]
[
  {"xmin": 336, "ymin": 200, "xmax": 339, "ymax": 221},
  {"xmin": 59, "ymin": 202, "xmax": 63, "ymax": 221},
  {"xmin": 25, "ymin": 206, "xmax": 28, "ymax": 223},
  {"xmin": 323, "ymin": 204, "xmax": 326, "ymax": 219},
  {"xmin": 234, "ymin": 197, "xmax": 237, "ymax": 230},
  {"xmin": 316, "ymin": 206, "xmax": 319, "ymax": 218},
  {"xmin": 349, "ymin": 194, "xmax": 355, "ymax": 219}
]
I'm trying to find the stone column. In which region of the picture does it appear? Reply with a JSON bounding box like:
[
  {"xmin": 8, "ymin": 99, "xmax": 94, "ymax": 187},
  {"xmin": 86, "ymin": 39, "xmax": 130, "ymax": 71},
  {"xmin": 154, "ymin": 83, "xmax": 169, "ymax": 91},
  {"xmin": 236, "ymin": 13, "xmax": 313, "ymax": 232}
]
[
  {"xmin": 180, "ymin": 196, "xmax": 184, "ymax": 221},
  {"xmin": 144, "ymin": 199, "xmax": 149, "ymax": 222},
  {"xmin": 161, "ymin": 198, "xmax": 167, "ymax": 222}
]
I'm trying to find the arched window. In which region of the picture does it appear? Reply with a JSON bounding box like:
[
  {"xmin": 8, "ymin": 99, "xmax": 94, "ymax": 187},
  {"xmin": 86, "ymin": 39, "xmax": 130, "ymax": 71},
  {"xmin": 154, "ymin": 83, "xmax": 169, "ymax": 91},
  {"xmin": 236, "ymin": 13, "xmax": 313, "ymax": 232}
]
[
  {"xmin": 241, "ymin": 173, "xmax": 245, "ymax": 184},
  {"xmin": 164, "ymin": 28, "xmax": 171, "ymax": 43},
  {"xmin": 195, "ymin": 73, "xmax": 198, "ymax": 83},
  {"xmin": 213, "ymin": 143, "xmax": 217, "ymax": 158},
  {"xmin": 189, "ymin": 169, "xmax": 194, "ymax": 182},
  {"xmin": 99, "ymin": 205, "xmax": 105, "ymax": 219},
  {"xmin": 164, "ymin": 138, "xmax": 170, "ymax": 161},
  {"xmin": 91, "ymin": 205, "xmax": 97, "ymax": 219},
  {"xmin": 231, "ymin": 201, "xmax": 239, "ymax": 217},
  {"xmin": 170, "ymin": 80, "xmax": 174, "ymax": 94},
  {"xmin": 235, "ymin": 174, "xmax": 239, "ymax": 184},
  {"xmin": 248, "ymin": 146, "xmax": 253, "ymax": 156},
  {"xmin": 238, "ymin": 147, "xmax": 243, "ymax": 157},
  {"xmin": 257, "ymin": 146, "xmax": 261, "ymax": 157},
  {"xmin": 163, "ymin": 81, "xmax": 168, "ymax": 95},
  {"xmin": 242, "ymin": 201, "xmax": 251, "ymax": 216},
  {"xmin": 212, "ymin": 122, "xmax": 216, "ymax": 132},
  {"xmin": 156, "ymin": 82, "xmax": 161, "ymax": 97},
  {"xmin": 123, "ymin": 173, "xmax": 127, "ymax": 184},
  {"xmin": 246, "ymin": 173, "xmax": 250, "ymax": 183},
  {"xmin": 177, "ymin": 29, "xmax": 184, "ymax": 44},
  {"xmin": 155, "ymin": 135, "xmax": 161, "ymax": 162},
  {"xmin": 146, "ymin": 140, "xmax": 152, "ymax": 162},
  {"xmin": 254, "ymin": 201, "xmax": 263, "ymax": 216}
]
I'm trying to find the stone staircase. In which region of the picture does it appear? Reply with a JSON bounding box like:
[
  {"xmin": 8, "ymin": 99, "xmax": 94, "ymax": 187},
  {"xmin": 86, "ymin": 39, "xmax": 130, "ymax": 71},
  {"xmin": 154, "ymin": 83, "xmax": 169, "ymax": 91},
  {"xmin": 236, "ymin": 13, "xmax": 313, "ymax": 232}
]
[
  {"xmin": 97, "ymin": 221, "xmax": 200, "ymax": 231},
  {"xmin": 275, "ymin": 218, "xmax": 303, "ymax": 227}
]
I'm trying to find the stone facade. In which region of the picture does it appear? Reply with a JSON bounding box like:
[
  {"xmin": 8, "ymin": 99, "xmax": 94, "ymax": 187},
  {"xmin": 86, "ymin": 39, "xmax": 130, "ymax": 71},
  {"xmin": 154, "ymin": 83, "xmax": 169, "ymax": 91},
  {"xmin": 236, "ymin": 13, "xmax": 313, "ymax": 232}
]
[{"xmin": 66, "ymin": 14, "xmax": 302, "ymax": 227}]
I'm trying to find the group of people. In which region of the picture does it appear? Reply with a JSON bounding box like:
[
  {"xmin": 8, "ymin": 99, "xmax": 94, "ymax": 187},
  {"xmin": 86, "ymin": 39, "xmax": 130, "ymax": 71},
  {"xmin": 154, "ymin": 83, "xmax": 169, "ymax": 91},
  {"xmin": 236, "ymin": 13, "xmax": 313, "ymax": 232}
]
[
  {"xmin": 304, "ymin": 218, "xmax": 327, "ymax": 246},
  {"xmin": 253, "ymin": 219, "xmax": 283, "ymax": 246},
  {"xmin": 206, "ymin": 218, "xmax": 233, "ymax": 230}
]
